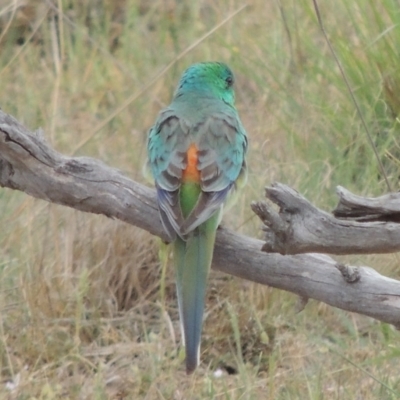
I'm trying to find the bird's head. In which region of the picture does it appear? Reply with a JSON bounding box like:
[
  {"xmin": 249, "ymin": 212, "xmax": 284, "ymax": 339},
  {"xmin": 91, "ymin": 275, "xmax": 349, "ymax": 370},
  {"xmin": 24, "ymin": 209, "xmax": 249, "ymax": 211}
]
[{"xmin": 174, "ymin": 62, "xmax": 236, "ymax": 107}]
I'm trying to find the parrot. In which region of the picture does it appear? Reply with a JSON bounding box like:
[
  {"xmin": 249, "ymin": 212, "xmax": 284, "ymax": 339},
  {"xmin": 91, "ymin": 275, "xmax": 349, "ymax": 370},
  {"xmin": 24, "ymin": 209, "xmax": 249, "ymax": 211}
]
[{"xmin": 146, "ymin": 62, "xmax": 248, "ymax": 374}]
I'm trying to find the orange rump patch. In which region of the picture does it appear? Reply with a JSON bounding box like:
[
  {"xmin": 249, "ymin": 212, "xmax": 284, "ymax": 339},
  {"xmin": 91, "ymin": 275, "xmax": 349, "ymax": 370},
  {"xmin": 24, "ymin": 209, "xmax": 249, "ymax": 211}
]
[{"xmin": 182, "ymin": 143, "xmax": 201, "ymax": 182}]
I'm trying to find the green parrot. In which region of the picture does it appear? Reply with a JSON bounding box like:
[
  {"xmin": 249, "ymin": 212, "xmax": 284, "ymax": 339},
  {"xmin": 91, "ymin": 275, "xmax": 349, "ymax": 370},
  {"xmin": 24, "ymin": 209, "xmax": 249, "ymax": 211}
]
[{"xmin": 146, "ymin": 62, "xmax": 248, "ymax": 374}]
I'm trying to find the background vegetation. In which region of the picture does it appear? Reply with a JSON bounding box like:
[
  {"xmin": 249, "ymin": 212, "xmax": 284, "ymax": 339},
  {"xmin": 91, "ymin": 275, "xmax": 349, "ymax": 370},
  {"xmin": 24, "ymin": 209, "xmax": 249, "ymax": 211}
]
[{"xmin": 0, "ymin": 0, "xmax": 400, "ymax": 398}]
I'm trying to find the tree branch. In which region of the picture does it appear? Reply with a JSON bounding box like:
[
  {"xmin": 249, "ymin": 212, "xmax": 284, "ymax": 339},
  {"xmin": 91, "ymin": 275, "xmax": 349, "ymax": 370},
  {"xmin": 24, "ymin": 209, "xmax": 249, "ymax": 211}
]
[
  {"xmin": 334, "ymin": 186, "xmax": 400, "ymax": 221},
  {"xmin": 252, "ymin": 183, "xmax": 400, "ymax": 255},
  {"xmin": 1, "ymin": 110, "xmax": 400, "ymax": 327}
]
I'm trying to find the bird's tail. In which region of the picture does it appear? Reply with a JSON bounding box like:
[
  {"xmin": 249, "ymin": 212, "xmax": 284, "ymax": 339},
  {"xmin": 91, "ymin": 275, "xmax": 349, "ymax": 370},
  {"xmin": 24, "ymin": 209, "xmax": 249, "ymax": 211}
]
[{"xmin": 174, "ymin": 215, "xmax": 218, "ymax": 374}]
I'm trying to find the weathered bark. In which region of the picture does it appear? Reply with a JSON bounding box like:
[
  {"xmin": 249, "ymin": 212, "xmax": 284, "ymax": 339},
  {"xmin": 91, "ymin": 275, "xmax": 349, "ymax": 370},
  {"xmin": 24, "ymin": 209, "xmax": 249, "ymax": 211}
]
[
  {"xmin": 252, "ymin": 183, "xmax": 400, "ymax": 255},
  {"xmin": 334, "ymin": 186, "xmax": 400, "ymax": 221},
  {"xmin": 1, "ymin": 109, "xmax": 400, "ymax": 326}
]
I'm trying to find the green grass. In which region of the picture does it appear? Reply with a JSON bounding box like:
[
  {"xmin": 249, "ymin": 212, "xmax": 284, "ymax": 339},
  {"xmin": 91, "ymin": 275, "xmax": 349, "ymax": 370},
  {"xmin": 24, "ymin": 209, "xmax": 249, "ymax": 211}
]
[{"xmin": 0, "ymin": 0, "xmax": 400, "ymax": 398}]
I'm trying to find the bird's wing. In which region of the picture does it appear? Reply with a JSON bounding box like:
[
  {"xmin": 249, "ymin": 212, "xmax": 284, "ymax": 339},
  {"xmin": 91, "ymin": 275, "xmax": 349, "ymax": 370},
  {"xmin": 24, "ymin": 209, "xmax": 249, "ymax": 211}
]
[
  {"xmin": 147, "ymin": 108, "xmax": 190, "ymax": 240},
  {"xmin": 181, "ymin": 111, "xmax": 248, "ymax": 233}
]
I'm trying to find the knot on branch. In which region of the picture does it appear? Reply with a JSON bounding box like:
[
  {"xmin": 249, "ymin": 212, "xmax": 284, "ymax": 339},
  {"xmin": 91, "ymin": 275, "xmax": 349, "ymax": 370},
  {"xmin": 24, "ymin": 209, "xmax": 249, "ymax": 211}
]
[
  {"xmin": 335, "ymin": 263, "xmax": 361, "ymax": 283},
  {"xmin": 56, "ymin": 159, "xmax": 94, "ymax": 175}
]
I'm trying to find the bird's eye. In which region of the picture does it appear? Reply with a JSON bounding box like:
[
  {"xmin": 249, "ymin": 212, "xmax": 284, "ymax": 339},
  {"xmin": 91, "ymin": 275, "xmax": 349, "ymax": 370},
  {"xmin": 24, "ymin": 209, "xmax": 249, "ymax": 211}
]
[{"xmin": 225, "ymin": 76, "xmax": 234, "ymax": 87}]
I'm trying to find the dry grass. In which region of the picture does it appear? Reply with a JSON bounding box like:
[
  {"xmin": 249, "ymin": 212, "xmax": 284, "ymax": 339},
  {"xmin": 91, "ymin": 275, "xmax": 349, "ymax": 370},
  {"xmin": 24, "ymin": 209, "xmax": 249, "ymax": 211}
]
[{"xmin": 0, "ymin": 0, "xmax": 400, "ymax": 398}]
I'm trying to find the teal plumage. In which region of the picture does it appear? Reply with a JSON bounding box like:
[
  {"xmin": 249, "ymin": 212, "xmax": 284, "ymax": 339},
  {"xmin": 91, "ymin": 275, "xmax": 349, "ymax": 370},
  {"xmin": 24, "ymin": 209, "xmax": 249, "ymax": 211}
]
[{"xmin": 146, "ymin": 62, "xmax": 247, "ymax": 373}]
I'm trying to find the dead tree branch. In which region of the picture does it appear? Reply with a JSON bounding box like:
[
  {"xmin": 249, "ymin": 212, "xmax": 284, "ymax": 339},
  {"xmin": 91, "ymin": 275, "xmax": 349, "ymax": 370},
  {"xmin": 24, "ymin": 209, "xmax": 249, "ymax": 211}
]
[
  {"xmin": 253, "ymin": 183, "xmax": 400, "ymax": 255},
  {"xmin": 1, "ymin": 110, "xmax": 400, "ymax": 327},
  {"xmin": 334, "ymin": 186, "xmax": 400, "ymax": 221}
]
